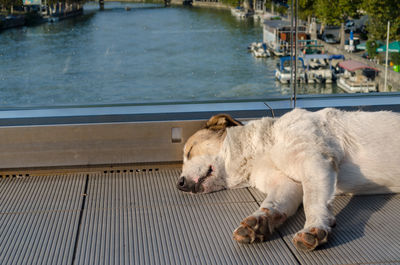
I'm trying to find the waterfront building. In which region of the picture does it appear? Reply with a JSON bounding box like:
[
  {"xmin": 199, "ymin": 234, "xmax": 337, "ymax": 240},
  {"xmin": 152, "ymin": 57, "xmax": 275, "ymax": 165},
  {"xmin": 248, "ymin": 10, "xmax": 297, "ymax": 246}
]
[
  {"xmin": 263, "ymin": 19, "xmax": 307, "ymax": 56},
  {"xmin": 23, "ymin": 0, "xmax": 83, "ymax": 20}
]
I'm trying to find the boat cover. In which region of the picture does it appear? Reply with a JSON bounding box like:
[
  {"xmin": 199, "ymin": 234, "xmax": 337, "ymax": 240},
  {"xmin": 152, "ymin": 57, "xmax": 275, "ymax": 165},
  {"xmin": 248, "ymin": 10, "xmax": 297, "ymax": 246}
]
[
  {"xmin": 303, "ymin": 54, "xmax": 330, "ymax": 62},
  {"xmin": 339, "ymin": 60, "xmax": 379, "ymax": 72},
  {"xmin": 279, "ymin": 56, "xmax": 305, "ymax": 70},
  {"xmin": 329, "ymin": 54, "xmax": 345, "ymax": 60}
]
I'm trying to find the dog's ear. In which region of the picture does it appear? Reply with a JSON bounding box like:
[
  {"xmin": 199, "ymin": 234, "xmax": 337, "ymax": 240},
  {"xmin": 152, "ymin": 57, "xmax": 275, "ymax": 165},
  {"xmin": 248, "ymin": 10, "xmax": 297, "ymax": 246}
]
[{"xmin": 205, "ymin": 114, "xmax": 243, "ymax": 131}]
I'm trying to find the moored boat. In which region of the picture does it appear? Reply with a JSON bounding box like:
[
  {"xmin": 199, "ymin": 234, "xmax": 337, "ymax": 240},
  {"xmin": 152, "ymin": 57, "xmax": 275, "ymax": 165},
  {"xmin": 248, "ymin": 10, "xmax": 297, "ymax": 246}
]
[
  {"xmin": 337, "ymin": 60, "xmax": 378, "ymax": 93},
  {"xmin": 231, "ymin": 7, "xmax": 253, "ymax": 18},
  {"xmin": 248, "ymin": 42, "xmax": 270, "ymax": 58},
  {"xmin": 303, "ymin": 54, "xmax": 333, "ymax": 83},
  {"xmin": 330, "ymin": 54, "xmax": 346, "ymax": 80},
  {"xmin": 275, "ymin": 56, "xmax": 306, "ymax": 83}
]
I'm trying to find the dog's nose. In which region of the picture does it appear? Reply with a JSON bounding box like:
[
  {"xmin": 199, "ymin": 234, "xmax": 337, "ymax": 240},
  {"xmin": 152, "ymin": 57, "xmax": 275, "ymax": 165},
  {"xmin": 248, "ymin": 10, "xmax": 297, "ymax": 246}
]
[
  {"xmin": 178, "ymin": 176, "xmax": 186, "ymax": 188},
  {"xmin": 177, "ymin": 176, "xmax": 192, "ymax": 192}
]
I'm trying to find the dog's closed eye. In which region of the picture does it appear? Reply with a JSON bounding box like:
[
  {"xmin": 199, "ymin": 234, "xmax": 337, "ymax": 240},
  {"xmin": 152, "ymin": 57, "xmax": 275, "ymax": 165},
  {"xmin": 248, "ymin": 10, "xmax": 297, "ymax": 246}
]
[
  {"xmin": 207, "ymin": 165, "xmax": 213, "ymax": 176},
  {"xmin": 187, "ymin": 146, "xmax": 193, "ymax": 160}
]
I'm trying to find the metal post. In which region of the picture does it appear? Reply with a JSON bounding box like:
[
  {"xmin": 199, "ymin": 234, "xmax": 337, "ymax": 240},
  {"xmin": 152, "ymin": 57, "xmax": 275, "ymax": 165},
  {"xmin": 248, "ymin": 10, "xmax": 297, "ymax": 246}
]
[
  {"xmin": 384, "ymin": 21, "xmax": 390, "ymax": 91},
  {"xmin": 290, "ymin": 0, "xmax": 294, "ymax": 107},
  {"xmin": 294, "ymin": 0, "xmax": 298, "ymax": 108}
]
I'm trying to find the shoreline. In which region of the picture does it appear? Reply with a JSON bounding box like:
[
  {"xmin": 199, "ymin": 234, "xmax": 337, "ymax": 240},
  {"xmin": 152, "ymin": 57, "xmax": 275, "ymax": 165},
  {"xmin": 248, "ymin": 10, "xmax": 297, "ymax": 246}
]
[
  {"xmin": 103, "ymin": 0, "xmax": 233, "ymax": 9},
  {"xmin": 1, "ymin": 0, "xmax": 234, "ymax": 31},
  {"xmin": 191, "ymin": 1, "xmax": 231, "ymax": 10}
]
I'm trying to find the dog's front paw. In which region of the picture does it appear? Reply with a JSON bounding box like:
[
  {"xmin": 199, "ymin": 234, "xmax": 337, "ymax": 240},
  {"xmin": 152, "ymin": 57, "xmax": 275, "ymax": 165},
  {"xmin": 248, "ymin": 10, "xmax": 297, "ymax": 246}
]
[
  {"xmin": 233, "ymin": 208, "xmax": 286, "ymax": 244},
  {"xmin": 293, "ymin": 227, "xmax": 329, "ymax": 251}
]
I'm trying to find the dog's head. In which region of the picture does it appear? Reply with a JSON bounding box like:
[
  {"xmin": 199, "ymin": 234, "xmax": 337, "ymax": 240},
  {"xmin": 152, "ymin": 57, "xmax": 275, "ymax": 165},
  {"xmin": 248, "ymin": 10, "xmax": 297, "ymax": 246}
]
[{"xmin": 177, "ymin": 114, "xmax": 243, "ymax": 194}]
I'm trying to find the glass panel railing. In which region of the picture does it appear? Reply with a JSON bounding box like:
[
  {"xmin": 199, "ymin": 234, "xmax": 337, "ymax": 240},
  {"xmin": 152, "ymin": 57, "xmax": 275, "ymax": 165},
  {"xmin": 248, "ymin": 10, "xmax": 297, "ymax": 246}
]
[{"xmin": 0, "ymin": 2, "xmax": 397, "ymax": 109}]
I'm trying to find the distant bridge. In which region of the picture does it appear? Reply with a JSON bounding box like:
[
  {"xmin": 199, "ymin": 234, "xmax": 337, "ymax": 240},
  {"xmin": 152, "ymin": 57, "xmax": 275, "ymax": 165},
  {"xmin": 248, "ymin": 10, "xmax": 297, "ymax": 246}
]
[{"xmin": 98, "ymin": 0, "xmax": 193, "ymax": 10}]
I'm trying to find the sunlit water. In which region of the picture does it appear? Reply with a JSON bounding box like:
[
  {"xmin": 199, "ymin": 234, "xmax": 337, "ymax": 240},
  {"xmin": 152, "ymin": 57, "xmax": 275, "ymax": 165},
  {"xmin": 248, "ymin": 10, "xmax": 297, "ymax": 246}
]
[{"xmin": 0, "ymin": 2, "xmax": 340, "ymax": 107}]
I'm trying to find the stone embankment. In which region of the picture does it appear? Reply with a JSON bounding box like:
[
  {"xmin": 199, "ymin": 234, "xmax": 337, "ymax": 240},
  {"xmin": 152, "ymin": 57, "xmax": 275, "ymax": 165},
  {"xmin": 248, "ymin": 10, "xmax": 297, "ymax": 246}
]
[
  {"xmin": 125, "ymin": 0, "xmax": 232, "ymax": 9},
  {"xmin": 190, "ymin": 1, "xmax": 231, "ymax": 9}
]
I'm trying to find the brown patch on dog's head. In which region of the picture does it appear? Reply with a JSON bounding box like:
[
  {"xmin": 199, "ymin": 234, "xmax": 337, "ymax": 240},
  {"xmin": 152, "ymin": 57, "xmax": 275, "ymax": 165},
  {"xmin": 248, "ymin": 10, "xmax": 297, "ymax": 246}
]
[
  {"xmin": 183, "ymin": 114, "xmax": 242, "ymax": 161},
  {"xmin": 205, "ymin": 114, "xmax": 243, "ymax": 131}
]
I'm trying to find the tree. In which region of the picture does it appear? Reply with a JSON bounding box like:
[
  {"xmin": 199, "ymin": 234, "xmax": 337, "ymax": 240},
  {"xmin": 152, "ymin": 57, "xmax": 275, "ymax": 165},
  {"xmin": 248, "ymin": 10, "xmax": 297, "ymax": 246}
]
[
  {"xmin": 314, "ymin": 0, "xmax": 362, "ymax": 48},
  {"xmin": 1, "ymin": 0, "xmax": 22, "ymax": 13},
  {"xmin": 219, "ymin": 0, "xmax": 241, "ymax": 7},
  {"xmin": 297, "ymin": 0, "xmax": 316, "ymax": 22},
  {"xmin": 264, "ymin": 0, "xmax": 272, "ymax": 12},
  {"xmin": 264, "ymin": 0, "xmax": 288, "ymax": 15},
  {"xmin": 362, "ymin": 0, "xmax": 400, "ymax": 41},
  {"xmin": 366, "ymin": 40, "xmax": 378, "ymax": 59},
  {"xmin": 391, "ymin": 52, "xmax": 400, "ymax": 66}
]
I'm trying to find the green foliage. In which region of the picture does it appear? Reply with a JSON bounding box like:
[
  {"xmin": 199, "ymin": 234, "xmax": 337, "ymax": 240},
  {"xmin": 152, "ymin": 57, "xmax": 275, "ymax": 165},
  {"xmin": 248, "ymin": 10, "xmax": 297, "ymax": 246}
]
[
  {"xmin": 274, "ymin": 4, "xmax": 287, "ymax": 15},
  {"xmin": 0, "ymin": 0, "xmax": 22, "ymax": 9},
  {"xmin": 362, "ymin": 0, "xmax": 400, "ymax": 41},
  {"xmin": 366, "ymin": 40, "xmax": 378, "ymax": 59},
  {"xmin": 264, "ymin": 1, "xmax": 287, "ymax": 15},
  {"xmin": 294, "ymin": 0, "xmax": 316, "ymax": 21},
  {"xmin": 264, "ymin": 0, "xmax": 272, "ymax": 9},
  {"xmin": 286, "ymin": 0, "xmax": 400, "ymax": 44},
  {"xmin": 0, "ymin": 0, "xmax": 84, "ymax": 10},
  {"xmin": 314, "ymin": 0, "xmax": 361, "ymax": 26},
  {"xmin": 391, "ymin": 52, "xmax": 400, "ymax": 65},
  {"xmin": 311, "ymin": 0, "xmax": 361, "ymax": 46},
  {"xmin": 219, "ymin": 0, "xmax": 240, "ymax": 7}
]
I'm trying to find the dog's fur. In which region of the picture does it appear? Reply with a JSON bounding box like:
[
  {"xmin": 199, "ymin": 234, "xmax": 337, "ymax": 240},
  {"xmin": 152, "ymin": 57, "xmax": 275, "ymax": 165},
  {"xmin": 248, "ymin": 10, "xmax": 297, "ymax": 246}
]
[{"xmin": 177, "ymin": 108, "xmax": 400, "ymax": 251}]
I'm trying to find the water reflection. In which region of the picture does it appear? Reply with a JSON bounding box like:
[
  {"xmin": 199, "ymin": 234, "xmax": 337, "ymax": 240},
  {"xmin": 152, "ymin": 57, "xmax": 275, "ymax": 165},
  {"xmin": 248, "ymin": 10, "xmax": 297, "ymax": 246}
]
[
  {"xmin": 280, "ymin": 82, "xmax": 341, "ymax": 95},
  {"xmin": 0, "ymin": 3, "xmax": 339, "ymax": 107}
]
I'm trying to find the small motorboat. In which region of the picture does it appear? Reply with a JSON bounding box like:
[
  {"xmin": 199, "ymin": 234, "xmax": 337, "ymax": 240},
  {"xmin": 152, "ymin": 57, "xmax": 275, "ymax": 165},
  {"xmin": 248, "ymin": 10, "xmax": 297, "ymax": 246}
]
[
  {"xmin": 248, "ymin": 42, "xmax": 270, "ymax": 58},
  {"xmin": 275, "ymin": 56, "xmax": 306, "ymax": 83},
  {"xmin": 337, "ymin": 60, "xmax": 378, "ymax": 93}
]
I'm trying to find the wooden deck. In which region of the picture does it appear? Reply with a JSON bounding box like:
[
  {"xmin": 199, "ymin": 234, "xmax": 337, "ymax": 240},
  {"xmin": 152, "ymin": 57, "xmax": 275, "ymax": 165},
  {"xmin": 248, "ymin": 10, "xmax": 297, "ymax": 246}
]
[{"xmin": 0, "ymin": 166, "xmax": 399, "ymax": 265}]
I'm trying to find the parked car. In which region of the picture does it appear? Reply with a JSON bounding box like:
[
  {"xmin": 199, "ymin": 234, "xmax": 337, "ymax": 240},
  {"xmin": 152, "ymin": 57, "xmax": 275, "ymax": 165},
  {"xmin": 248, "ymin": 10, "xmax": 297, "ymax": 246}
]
[
  {"xmin": 321, "ymin": 33, "xmax": 338, "ymax": 44},
  {"xmin": 345, "ymin": 20, "xmax": 355, "ymax": 33}
]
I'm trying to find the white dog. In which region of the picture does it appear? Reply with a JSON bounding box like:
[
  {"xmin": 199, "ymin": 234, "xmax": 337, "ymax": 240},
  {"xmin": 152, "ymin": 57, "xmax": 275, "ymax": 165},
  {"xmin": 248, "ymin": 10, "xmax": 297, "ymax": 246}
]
[{"xmin": 177, "ymin": 108, "xmax": 400, "ymax": 251}]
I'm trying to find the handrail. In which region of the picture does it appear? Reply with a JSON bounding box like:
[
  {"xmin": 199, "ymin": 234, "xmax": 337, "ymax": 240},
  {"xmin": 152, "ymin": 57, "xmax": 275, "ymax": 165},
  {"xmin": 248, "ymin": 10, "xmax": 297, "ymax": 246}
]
[{"xmin": 0, "ymin": 93, "xmax": 400, "ymax": 126}]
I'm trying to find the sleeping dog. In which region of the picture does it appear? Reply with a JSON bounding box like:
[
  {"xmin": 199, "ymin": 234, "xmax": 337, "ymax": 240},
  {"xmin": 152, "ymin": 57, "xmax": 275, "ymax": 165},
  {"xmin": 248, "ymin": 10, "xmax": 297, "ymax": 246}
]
[{"xmin": 177, "ymin": 108, "xmax": 400, "ymax": 251}]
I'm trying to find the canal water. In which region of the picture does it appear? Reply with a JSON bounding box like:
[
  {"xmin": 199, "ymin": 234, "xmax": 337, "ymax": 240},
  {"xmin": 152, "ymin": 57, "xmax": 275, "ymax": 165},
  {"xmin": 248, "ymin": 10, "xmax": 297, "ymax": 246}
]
[{"xmin": 0, "ymin": 2, "xmax": 340, "ymax": 107}]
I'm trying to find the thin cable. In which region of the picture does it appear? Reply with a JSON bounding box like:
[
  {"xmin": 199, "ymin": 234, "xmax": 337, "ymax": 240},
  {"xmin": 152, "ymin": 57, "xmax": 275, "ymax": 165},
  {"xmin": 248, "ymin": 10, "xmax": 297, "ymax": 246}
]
[{"xmin": 264, "ymin": 102, "xmax": 275, "ymax": 118}]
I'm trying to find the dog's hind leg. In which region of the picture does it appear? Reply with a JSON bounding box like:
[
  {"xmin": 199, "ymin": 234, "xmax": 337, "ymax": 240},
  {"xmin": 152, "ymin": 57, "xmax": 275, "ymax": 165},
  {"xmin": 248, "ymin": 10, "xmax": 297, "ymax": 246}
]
[
  {"xmin": 233, "ymin": 173, "xmax": 302, "ymax": 244},
  {"xmin": 292, "ymin": 154, "xmax": 337, "ymax": 252}
]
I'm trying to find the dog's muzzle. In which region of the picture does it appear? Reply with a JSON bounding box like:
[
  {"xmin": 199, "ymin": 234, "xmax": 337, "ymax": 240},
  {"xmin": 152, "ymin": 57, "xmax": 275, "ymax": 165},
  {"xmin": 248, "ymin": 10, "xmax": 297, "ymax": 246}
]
[{"xmin": 177, "ymin": 176, "xmax": 204, "ymax": 193}]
